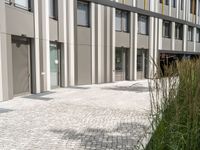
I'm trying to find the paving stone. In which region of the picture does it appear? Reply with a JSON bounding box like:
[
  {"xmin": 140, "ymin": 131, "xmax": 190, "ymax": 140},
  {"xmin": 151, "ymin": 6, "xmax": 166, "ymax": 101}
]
[{"xmin": 0, "ymin": 80, "xmax": 150, "ymax": 150}]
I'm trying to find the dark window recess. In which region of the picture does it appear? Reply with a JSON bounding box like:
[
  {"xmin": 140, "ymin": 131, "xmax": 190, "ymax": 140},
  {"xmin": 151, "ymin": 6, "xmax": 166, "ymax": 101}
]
[
  {"xmin": 163, "ymin": 20, "xmax": 171, "ymax": 38},
  {"xmin": 138, "ymin": 15, "xmax": 149, "ymax": 35},
  {"xmin": 188, "ymin": 26, "xmax": 193, "ymax": 41},
  {"xmin": 175, "ymin": 23, "xmax": 183, "ymax": 40},
  {"xmin": 49, "ymin": 0, "xmax": 58, "ymax": 19}
]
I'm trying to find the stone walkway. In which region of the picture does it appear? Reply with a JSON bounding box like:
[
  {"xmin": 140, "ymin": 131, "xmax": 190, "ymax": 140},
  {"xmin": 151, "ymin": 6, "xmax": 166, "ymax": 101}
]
[{"xmin": 0, "ymin": 80, "xmax": 151, "ymax": 150}]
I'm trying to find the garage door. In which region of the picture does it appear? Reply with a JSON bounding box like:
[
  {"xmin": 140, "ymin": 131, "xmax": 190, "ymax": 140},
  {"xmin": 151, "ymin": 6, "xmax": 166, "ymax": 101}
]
[{"xmin": 12, "ymin": 36, "xmax": 31, "ymax": 96}]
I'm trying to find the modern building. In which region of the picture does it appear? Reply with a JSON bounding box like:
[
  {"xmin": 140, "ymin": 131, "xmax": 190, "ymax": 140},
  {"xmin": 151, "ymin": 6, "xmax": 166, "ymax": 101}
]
[{"xmin": 0, "ymin": 0, "xmax": 200, "ymax": 101}]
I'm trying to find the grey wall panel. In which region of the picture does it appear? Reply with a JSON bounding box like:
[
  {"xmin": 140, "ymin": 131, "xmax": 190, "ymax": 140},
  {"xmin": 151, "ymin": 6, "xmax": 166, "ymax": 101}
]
[
  {"xmin": 171, "ymin": 8, "xmax": 176, "ymax": 18},
  {"xmin": 158, "ymin": 4, "xmax": 169, "ymax": 16},
  {"xmin": 175, "ymin": 40, "xmax": 183, "ymax": 51},
  {"xmin": 77, "ymin": 44, "xmax": 92, "ymax": 85},
  {"xmin": 196, "ymin": 43, "xmax": 200, "ymax": 52},
  {"xmin": 49, "ymin": 19, "xmax": 58, "ymax": 41},
  {"xmin": 77, "ymin": 27, "xmax": 91, "ymax": 45},
  {"xmin": 162, "ymin": 38, "xmax": 171, "ymax": 50},
  {"xmin": 116, "ymin": 32, "xmax": 130, "ymax": 48},
  {"xmin": 5, "ymin": 6, "xmax": 34, "ymax": 38},
  {"xmin": 187, "ymin": 41, "xmax": 194, "ymax": 51},
  {"xmin": 136, "ymin": 0, "xmax": 149, "ymax": 10},
  {"xmin": 138, "ymin": 34, "xmax": 149, "ymax": 49}
]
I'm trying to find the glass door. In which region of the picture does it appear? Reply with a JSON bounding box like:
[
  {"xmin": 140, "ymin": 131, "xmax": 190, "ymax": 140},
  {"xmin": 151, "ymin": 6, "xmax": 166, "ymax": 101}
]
[
  {"xmin": 50, "ymin": 43, "xmax": 60, "ymax": 88},
  {"xmin": 115, "ymin": 48, "xmax": 126, "ymax": 81}
]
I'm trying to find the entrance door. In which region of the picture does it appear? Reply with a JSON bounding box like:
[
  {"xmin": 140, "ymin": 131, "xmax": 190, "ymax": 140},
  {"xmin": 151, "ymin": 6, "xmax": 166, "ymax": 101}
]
[
  {"xmin": 12, "ymin": 36, "xmax": 31, "ymax": 96},
  {"xmin": 137, "ymin": 49, "xmax": 147, "ymax": 79},
  {"xmin": 50, "ymin": 43, "xmax": 60, "ymax": 88},
  {"xmin": 115, "ymin": 48, "xmax": 128, "ymax": 81}
]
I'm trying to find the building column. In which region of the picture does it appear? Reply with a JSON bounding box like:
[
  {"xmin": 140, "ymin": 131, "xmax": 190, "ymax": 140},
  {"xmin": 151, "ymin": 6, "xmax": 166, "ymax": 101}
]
[
  {"xmin": 183, "ymin": 24, "xmax": 187, "ymax": 51},
  {"xmin": 169, "ymin": 0, "xmax": 172, "ymax": 16},
  {"xmin": 67, "ymin": 0, "xmax": 75, "ymax": 86},
  {"xmin": 149, "ymin": 17, "xmax": 154, "ymax": 79},
  {"xmin": 0, "ymin": 1, "xmax": 9, "ymax": 101},
  {"xmin": 91, "ymin": 2, "xmax": 96, "ymax": 84},
  {"xmin": 39, "ymin": 0, "xmax": 50, "ymax": 91},
  {"xmin": 153, "ymin": 18, "xmax": 158, "ymax": 74},
  {"xmin": 158, "ymin": 19, "xmax": 163, "ymax": 50},
  {"xmin": 171, "ymin": 22, "xmax": 175, "ymax": 50},
  {"xmin": 33, "ymin": 0, "xmax": 41, "ymax": 93},
  {"xmin": 176, "ymin": 0, "xmax": 179, "ymax": 18},
  {"xmin": 129, "ymin": 12, "xmax": 134, "ymax": 80},
  {"xmin": 197, "ymin": 0, "xmax": 199, "ymax": 24},
  {"xmin": 133, "ymin": 13, "xmax": 138, "ymax": 80},
  {"xmin": 58, "ymin": 0, "xmax": 68, "ymax": 87},
  {"xmin": 183, "ymin": 0, "xmax": 186, "ymax": 20},
  {"xmin": 194, "ymin": 27, "xmax": 197, "ymax": 52},
  {"xmin": 111, "ymin": 7, "xmax": 116, "ymax": 82}
]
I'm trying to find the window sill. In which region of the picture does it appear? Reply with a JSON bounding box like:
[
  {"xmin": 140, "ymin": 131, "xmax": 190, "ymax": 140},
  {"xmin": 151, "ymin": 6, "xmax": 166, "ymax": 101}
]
[
  {"xmin": 138, "ymin": 33, "xmax": 149, "ymax": 36},
  {"xmin": 77, "ymin": 25, "xmax": 90, "ymax": 28},
  {"xmin": 115, "ymin": 30, "xmax": 129, "ymax": 33},
  {"xmin": 14, "ymin": 3, "xmax": 32, "ymax": 12},
  {"xmin": 163, "ymin": 36, "xmax": 171, "ymax": 39}
]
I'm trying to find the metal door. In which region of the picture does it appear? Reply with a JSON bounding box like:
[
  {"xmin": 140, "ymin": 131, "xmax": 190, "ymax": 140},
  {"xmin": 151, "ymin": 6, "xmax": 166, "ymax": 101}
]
[
  {"xmin": 12, "ymin": 37, "xmax": 31, "ymax": 96},
  {"xmin": 115, "ymin": 48, "xmax": 126, "ymax": 81}
]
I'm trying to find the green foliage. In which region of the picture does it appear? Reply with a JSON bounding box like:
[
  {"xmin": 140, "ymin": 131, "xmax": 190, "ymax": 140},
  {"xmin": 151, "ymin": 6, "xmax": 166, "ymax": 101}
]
[{"xmin": 146, "ymin": 59, "xmax": 200, "ymax": 150}]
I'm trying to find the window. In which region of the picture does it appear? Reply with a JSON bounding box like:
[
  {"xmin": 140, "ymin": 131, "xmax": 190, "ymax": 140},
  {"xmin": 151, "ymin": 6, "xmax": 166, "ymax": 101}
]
[
  {"xmin": 175, "ymin": 23, "xmax": 183, "ymax": 40},
  {"xmin": 77, "ymin": 1, "xmax": 90, "ymax": 27},
  {"xmin": 180, "ymin": 0, "xmax": 184, "ymax": 10},
  {"xmin": 188, "ymin": 26, "xmax": 193, "ymax": 41},
  {"xmin": 14, "ymin": 0, "xmax": 31, "ymax": 11},
  {"xmin": 196, "ymin": 29, "xmax": 200, "ymax": 42},
  {"xmin": 138, "ymin": 15, "xmax": 149, "ymax": 35},
  {"xmin": 172, "ymin": 0, "xmax": 176, "ymax": 8},
  {"xmin": 160, "ymin": 0, "xmax": 169, "ymax": 5},
  {"xmin": 190, "ymin": 0, "xmax": 196, "ymax": 14},
  {"xmin": 49, "ymin": 0, "xmax": 57, "ymax": 19},
  {"xmin": 5, "ymin": 0, "xmax": 11, "ymax": 4},
  {"xmin": 115, "ymin": 9, "xmax": 129, "ymax": 32},
  {"xmin": 198, "ymin": 0, "xmax": 200, "ymax": 16},
  {"xmin": 163, "ymin": 21, "xmax": 171, "ymax": 38}
]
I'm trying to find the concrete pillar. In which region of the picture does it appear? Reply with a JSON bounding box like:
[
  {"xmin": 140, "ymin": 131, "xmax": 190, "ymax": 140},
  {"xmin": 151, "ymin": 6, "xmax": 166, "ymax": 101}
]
[
  {"xmin": 183, "ymin": 24, "xmax": 187, "ymax": 51},
  {"xmin": 183, "ymin": 0, "xmax": 186, "ymax": 20},
  {"xmin": 171, "ymin": 22, "xmax": 175, "ymax": 50},
  {"xmin": 154, "ymin": 18, "xmax": 158, "ymax": 74},
  {"xmin": 196, "ymin": 0, "xmax": 199, "ymax": 23},
  {"xmin": 0, "ymin": 1, "xmax": 9, "ymax": 101},
  {"xmin": 39, "ymin": 0, "xmax": 50, "ymax": 91},
  {"xmin": 91, "ymin": 2, "xmax": 96, "ymax": 84},
  {"xmin": 111, "ymin": 7, "xmax": 116, "ymax": 82},
  {"xmin": 133, "ymin": 13, "xmax": 138, "ymax": 80},
  {"xmin": 129, "ymin": 12, "xmax": 134, "ymax": 80},
  {"xmin": 169, "ymin": 0, "xmax": 172, "ymax": 16},
  {"xmin": 149, "ymin": 17, "xmax": 154, "ymax": 79},
  {"xmin": 194, "ymin": 27, "xmax": 197, "ymax": 52},
  {"xmin": 158, "ymin": 19, "xmax": 163, "ymax": 50},
  {"xmin": 33, "ymin": 0, "xmax": 41, "ymax": 93},
  {"xmin": 67, "ymin": 0, "xmax": 75, "ymax": 86},
  {"xmin": 58, "ymin": 0, "xmax": 68, "ymax": 87}
]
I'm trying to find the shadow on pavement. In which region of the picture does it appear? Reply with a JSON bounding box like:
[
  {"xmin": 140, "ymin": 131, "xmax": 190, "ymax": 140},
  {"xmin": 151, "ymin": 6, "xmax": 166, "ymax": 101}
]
[
  {"xmin": 50, "ymin": 122, "xmax": 149, "ymax": 150},
  {"xmin": 23, "ymin": 91, "xmax": 55, "ymax": 101},
  {"xmin": 0, "ymin": 108, "xmax": 13, "ymax": 114}
]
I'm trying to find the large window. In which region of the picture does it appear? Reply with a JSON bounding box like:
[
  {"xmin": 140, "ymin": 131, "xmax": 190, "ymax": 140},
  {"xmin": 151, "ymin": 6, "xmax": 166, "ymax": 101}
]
[
  {"xmin": 163, "ymin": 21, "xmax": 171, "ymax": 38},
  {"xmin": 175, "ymin": 23, "xmax": 183, "ymax": 40},
  {"xmin": 188, "ymin": 26, "xmax": 193, "ymax": 41},
  {"xmin": 197, "ymin": 29, "xmax": 200, "ymax": 42},
  {"xmin": 115, "ymin": 9, "xmax": 129, "ymax": 32},
  {"xmin": 77, "ymin": 1, "xmax": 90, "ymax": 27},
  {"xmin": 14, "ymin": 0, "xmax": 31, "ymax": 11},
  {"xmin": 190, "ymin": 0, "xmax": 196, "ymax": 14},
  {"xmin": 172, "ymin": 0, "xmax": 176, "ymax": 8},
  {"xmin": 138, "ymin": 15, "xmax": 149, "ymax": 35},
  {"xmin": 49, "ymin": 0, "xmax": 57, "ymax": 19}
]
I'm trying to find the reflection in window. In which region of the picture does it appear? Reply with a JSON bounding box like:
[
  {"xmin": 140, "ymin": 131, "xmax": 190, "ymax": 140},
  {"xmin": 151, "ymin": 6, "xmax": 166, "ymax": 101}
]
[
  {"xmin": 115, "ymin": 9, "xmax": 129, "ymax": 32},
  {"xmin": 15, "ymin": 0, "xmax": 30, "ymax": 10},
  {"xmin": 138, "ymin": 15, "xmax": 149, "ymax": 35}
]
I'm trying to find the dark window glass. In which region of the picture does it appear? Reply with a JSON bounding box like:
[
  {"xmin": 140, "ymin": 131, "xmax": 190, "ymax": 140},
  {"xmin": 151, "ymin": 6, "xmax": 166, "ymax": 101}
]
[
  {"xmin": 49, "ymin": 0, "xmax": 57, "ymax": 19},
  {"xmin": 188, "ymin": 26, "xmax": 193, "ymax": 41},
  {"xmin": 138, "ymin": 15, "xmax": 149, "ymax": 35},
  {"xmin": 163, "ymin": 21, "xmax": 171, "ymax": 38},
  {"xmin": 77, "ymin": 1, "xmax": 90, "ymax": 27},
  {"xmin": 175, "ymin": 23, "xmax": 183, "ymax": 40},
  {"xmin": 115, "ymin": 9, "xmax": 129, "ymax": 32}
]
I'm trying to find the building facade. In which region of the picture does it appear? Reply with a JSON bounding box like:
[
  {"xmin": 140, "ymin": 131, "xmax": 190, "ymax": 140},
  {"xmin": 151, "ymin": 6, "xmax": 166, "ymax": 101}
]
[{"xmin": 0, "ymin": 0, "xmax": 200, "ymax": 101}]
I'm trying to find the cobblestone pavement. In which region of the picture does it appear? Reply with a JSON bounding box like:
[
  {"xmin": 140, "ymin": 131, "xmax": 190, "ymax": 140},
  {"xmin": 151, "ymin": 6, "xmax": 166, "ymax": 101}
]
[{"xmin": 0, "ymin": 80, "xmax": 151, "ymax": 150}]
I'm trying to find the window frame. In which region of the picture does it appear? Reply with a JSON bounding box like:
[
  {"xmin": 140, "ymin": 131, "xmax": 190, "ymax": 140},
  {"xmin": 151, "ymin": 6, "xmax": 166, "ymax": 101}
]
[
  {"xmin": 188, "ymin": 26, "xmax": 194, "ymax": 41},
  {"xmin": 163, "ymin": 20, "xmax": 171, "ymax": 38},
  {"xmin": 138, "ymin": 14, "xmax": 149, "ymax": 35},
  {"xmin": 115, "ymin": 9, "xmax": 129, "ymax": 33},
  {"xmin": 77, "ymin": 1, "xmax": 90, "ymax": 27},
  {"xmin": 14, "ymin": 0, "xmax": 32, "ymax": 11},
  {"xmin": 49, "ymin": 0, "xmax": 58, "ymax": 20},
  {"xmin": 175, "ymin": 23, "xmax": 183, "ymax": 40}
]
